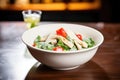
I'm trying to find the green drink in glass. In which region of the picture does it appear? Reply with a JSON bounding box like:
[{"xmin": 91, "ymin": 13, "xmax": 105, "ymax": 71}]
[
  {"xmin": 22, "ymin": 10, "xmax": 42, "ymax": 58},
  {"xmin": 22, "ymin": 10, "xmax": 42, "ymax": 29}
]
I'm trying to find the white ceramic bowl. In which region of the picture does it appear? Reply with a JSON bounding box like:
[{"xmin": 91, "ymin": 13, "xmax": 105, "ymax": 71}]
[{"xmin": 22, "ymin": 23, "xmax": 104, "ymax": 70}]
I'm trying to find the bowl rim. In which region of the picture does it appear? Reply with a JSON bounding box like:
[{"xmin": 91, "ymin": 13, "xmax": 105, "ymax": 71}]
[{"xmin": 22, "ymin": 23, "xmax": 104, "ymax": 54}]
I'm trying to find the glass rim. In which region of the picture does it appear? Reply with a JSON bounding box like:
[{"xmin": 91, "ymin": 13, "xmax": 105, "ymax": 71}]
[{"xmin": 22, "ymin": 10, "xmax": 42, "ymax": 15}]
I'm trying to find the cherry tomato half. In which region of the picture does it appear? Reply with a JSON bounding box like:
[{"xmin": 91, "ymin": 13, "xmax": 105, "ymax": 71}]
[
  {"xmin": 53, "ymin": 46, "xmax": 64, "ymax": 51},
  {"xmin": 32, "ymin": 43, "xmax": 36, "ymax": 47},
  {"xmin": 56, "ymin": 28, "xmax": 67, "ymax": 38},
  {"xmin": 76, "ymin": 34, "xmax": 82, "ymax": 40}
]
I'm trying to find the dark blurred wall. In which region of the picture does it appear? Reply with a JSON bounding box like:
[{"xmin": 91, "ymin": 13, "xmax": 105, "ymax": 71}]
[
  {"xmin": 0, "ymin": 10, "xmax": 99, "ymax": 22},
  {"xmin": 109, "ymin": 0, "xmax": 120, "ymax": 22},
  {"xmin": 100, "ymin": 0, "xmax": 120, "ymax": 22}
]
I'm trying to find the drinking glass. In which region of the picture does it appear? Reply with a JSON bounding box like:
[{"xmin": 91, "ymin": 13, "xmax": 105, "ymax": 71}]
[
  {"xmin": 22, "ymin": 10, "xmax": 42, "ymax": 58},
  {"xmin": 22, "ymin": 10, "xmax": 42, "ymax": 29}
]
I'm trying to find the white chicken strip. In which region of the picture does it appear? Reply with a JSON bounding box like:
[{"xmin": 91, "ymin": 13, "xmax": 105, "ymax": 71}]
[
  {"xmin": 74, "ymin": 39, "xmax": 88, "ymax": 48},
  {"xmin": 40, "ymin": 35, "xmax": 49, "ymax": 42},
  {"xmin": 55, "ymin": 35, "xmax": 74, "ymax": 48},
  {"xmin": 74, "ymin": 39, "xmax": 82, "ymax": 50},
  {"xmin": 45, "ymin": 31, "xmax": 57, "ymax": 44},
  {"xmin": 64, "ymin": 28, "xmax": 88, "ymax": 48}
]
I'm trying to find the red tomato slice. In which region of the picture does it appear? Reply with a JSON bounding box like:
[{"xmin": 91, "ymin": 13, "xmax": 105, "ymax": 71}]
[
  {"xmin": 53, "ymin": 46, "xmax": 64, "ymax": 51},
  {"xmin": 76, "ymin": 34, "xmax": 82, "ymax": 40},
  {"xmin": 56, "ymin": 28, "xmax": 67, "ymax": 38},
  {"xmin": 32, "ymin": 43, "xmax": 36, "ymax": 47}
]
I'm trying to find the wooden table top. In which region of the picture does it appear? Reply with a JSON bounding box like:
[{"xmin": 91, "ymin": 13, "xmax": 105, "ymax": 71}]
[{"xmin": 0, "ymin": 21, "xmax": 120, "ymax": 80}]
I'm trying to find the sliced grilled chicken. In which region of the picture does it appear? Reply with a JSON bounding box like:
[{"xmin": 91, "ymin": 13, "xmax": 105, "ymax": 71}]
[
  {"xmin": 49, "ymin": 39, "xmax": 57, "ymax": 45},
  {"xmin": 45, "ymin": 32, "xmax": 56, "ymax": 43},
  {"xmin": 74, "ymin": 39, "xmax": 82, "ymax": 50},
  {"xmin": 74, "ymin": 39, "xmax": 88, "ymax": 48},
  {"xmin": 64, "ymin": 28, "xmax": 88, "ymax": 48},
  {"xmin": 55, "ymin": 35, "xmax": 74, "ymax": 48},
  {"xmin": 40, "ymin": 35, "xmax": 49, "ymax": 42}
]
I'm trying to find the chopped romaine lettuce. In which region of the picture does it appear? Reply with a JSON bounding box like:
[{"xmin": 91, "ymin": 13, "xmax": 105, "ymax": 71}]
[
  {"xmin": 34, "ymin": 35, "xmax": 41, "ymax": 43},
  {"xmin": 41, "ymin": 42, "xmax": 54, "ymax": 50},
  {"xmin": 34, "ymin": 35, "xmax": 54, "ymax": 50},
  {"xmin": 56, "ymin": 39, "xmax": 70, "ymax": 51},
  {"xmin": 70, "ymin": 45, "xmax": 77, "ymax": 51},
  {"xmin": 83, "ymin": 38, "xmax": 95, "ymax": 48}
]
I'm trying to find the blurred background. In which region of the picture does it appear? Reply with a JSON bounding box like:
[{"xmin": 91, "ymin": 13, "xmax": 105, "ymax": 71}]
[{"xmin": 0, "ymin": 0, "xmax": 120, "ymax": 22}]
